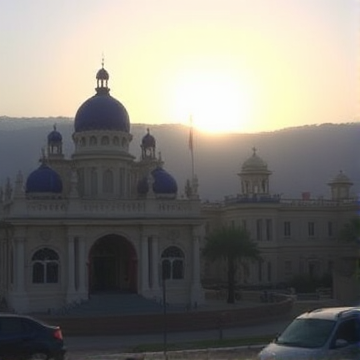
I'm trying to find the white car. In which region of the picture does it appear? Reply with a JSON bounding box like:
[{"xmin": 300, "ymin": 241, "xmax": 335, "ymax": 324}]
[{"xmin": 258, "ymin": 307, "xmax": 360, "ymax": 360}]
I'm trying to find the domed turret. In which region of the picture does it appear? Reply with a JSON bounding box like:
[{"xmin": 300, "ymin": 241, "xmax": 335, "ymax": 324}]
[
  {"xmin": 239, "ymin": 148, "xmax": 272, "ymax": 196},
  {"xmin": 328, "ymin": 170, "xmax": 353, "ymax": 201},
  {"xmin": 137, "ymin": 167, "xmax": 178, "ymax": 197},
  {"xmin": 74, "ymin": 62, "xmax": 130, "ymax": 133},
  {"xmin": 26, "ymin": 163, "xmax": 63, "ymax": 194},
  {"xmin": 241, "ymin": 147, "xmax": 269, "ymax": 173},
  {"xmin": 141, "ymin": 128, "xmax": 156, "ymax": 160},
  {"xmin": 47, "ymin": 124, "xmax": 62, "ymax": 143},
  {"xmin": 47, "ymin": 125, "xmax": 63, "ymax": 156}
]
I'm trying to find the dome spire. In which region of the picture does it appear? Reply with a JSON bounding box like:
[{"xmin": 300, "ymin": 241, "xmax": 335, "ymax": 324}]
[{"xmin": 96, "ymin": 57, "xmax": 110, "ymax": 95}]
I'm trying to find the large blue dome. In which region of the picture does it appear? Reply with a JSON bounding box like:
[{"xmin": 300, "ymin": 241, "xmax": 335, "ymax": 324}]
[
  {"xmin": 74, "ymin": 65, "xmax": 130, "ymax": 133},
  {"xmin": 74, "ymin": 94, "xmax": 130, "ymax": 133},
  {"xmin": 26, "ymin": 164, "xmax": 63, "ymax": 194},
  {"xmin": 137, "ymin": 167, "xmax": 178, "ymax": 195}
]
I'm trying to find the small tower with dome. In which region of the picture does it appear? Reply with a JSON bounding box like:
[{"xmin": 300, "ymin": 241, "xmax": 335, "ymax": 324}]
[
  {"xmin": 238, "ymin": 147, "xmax": 272, "ymax": 196},
  {"xmin": 328, "ymin": 170, "xmax": 353, "ymax": 201},
  {"xmin": 47, "ymin": 124, "xmax": 64, "ymax": 159}
]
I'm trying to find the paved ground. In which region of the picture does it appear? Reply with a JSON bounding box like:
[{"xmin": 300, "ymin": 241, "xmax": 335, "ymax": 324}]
[
  {"xmin": 65, "ymin": 318, "xmax": 291, "ymax": 359},
  {"xmin": 64, "ymin": 299, "xmax": 337, "ymax": 359}
]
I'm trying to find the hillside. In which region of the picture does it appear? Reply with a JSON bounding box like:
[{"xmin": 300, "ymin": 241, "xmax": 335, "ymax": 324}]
[{"xmin": 0, "ymin": 116, "xmax": 358, "ymax": 201}]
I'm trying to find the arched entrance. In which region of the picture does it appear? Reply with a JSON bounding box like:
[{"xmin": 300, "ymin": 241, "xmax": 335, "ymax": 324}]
[{"xmin": 88, "ymin": 234, "xmax": 137, "ymax": 294}]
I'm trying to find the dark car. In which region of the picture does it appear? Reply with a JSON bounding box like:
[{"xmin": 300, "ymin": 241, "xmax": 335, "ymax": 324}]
[{"xmin": 0, "ymin": 313, "xmax": 66, "ymax": 360}]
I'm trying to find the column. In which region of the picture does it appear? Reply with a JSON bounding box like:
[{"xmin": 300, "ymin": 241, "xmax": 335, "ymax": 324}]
[
  {"xmin": 78, "ymin": 237, "xmax": 87, "ymax": 297},
  {"xmin": 11, "ymin": 237, "xmax": 29, "ymax": 312},
  {"xmin": 141, "ymin": 235, "xmax": 149, "ymax": 294},
  {"xmin": 190, "ymin": 227, "xmax": 204, "ymax": 305},
  {"xmin": 15, "ymin": 238, "xmax": 25, "ymax": 293},
  {"xmin": 66, "ymin": 236, "xmax": 76, "ymax": 302},
  {"xmin": 151, "ymin": 236, "xmax": 160, "ymax": 293},
  {"xmin": 191, "ymin": 227, "xmax": 204, "ymax": 306}
]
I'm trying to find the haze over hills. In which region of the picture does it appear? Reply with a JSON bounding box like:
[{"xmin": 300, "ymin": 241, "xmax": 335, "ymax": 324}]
[{"xmin": 0, "ymin": 116, "xmax": 359, "ymax": 202}]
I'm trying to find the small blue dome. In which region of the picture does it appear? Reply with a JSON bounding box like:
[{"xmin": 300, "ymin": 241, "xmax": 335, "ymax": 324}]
[
  {"xmin": 137, "ymin": 167, "xmax": 178, "ymax": 195},
  {"xmin": 142, "ymin": 129, "xmax": 156, "ymax": 148},
  {"xmin": 47, "ymin": 126, "xmax": 62, "ymax": 143},
  {"xmin": 26, "ymin": 164, "xmax": 63, "ymax": 194}
]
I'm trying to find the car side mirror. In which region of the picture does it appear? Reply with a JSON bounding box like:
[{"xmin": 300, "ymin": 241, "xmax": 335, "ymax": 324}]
[{"xmin": 335, "ymin": 338, "xmax": 349, "ymax": 348}]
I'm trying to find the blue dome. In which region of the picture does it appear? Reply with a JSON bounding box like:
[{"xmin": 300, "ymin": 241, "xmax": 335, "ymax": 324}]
[
  {"xmin": 137, "ymin": 167, "xmax": 178, "ymax": 195},
  {"xmin": 74, "ymin": 94, "xmax": 130, "ymax": 133},
  {"xmin": 142, "ymin": 129, "xmax": 156, "ymax": 148},
  {"xmin": 74, "ymin": 65, "xmax": 130, "ymax": 133},
  {"xmin": 26, "ymin": 164, "xmax": 63, "ymax": 194},
  {"xmin": 47, "ymin": 126, "xmax": 62, "ymax": 143}
]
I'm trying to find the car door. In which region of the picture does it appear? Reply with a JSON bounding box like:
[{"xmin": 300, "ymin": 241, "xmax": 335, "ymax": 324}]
[{"xmin": 0, "ymin": 316, "xmax": 28, "ymax": 360}]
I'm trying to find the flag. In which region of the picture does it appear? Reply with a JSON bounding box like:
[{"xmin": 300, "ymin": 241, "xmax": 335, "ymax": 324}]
[
  {"xmin": 189, "ymin": 116, "xmax": 194, "ymax": 152},
  {"xmin": 189, "ymin": 126, "xmax": 193, "ymax": 152}
]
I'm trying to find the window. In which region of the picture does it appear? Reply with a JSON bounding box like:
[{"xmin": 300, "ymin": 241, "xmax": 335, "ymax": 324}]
[
  {"xmin": 256, "ymin": 219, "xmax": 262, "ymax": 241},
  {"xmin": 267, "ymin": 262, "xmax": 272, "ymax": 282},
  {"xmin": 284, "ymin": 221, "xmax": 291, "ymax": 237},
  {"xmin": 103, "ymin": 169, "xmax": 114, "ymax": 193},
  {"xmin": 265, "ymin": 219, "xmax": 272, "ymax": 241},
  {"xmin": 258, "ymin": 260, "xmax": 263, "ymax": 282},
  {"xmin": 328, "ymin": 221, "xmax": 333, "ymax": 237},
  {"xmin": 332, "ymin": 319, "xmax": 360, "ymax": 346},
  {"xmin": 161, "ymin": 246, "xmax": 184, "ymax": 280},
  {"xmin": 242, "ymin": 220, "xmax": 247, "ymax": 230},
  {"xmin": 101, "ymin": 136, "xmax": 109, "ymax": 145},
  {"xmin": 90, "ymin": 136, "xmax": 97, "ymax": 145},
  {"xmin": 32, "ymin": 248, "xmax": 59, "ymax": 284},
  {"xmin": 284, "ymin": 261, "xmax": 292, "ymax": 276},
  {"xmin": 90, "ymin": 168, "xmax": 98, "ymax": 195},
  {"xmin": 308, "ymin": 222, "xmax": 315, "ymax": 237}
]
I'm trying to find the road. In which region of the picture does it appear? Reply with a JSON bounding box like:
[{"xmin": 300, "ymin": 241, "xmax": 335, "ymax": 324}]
[{"xmin": 64, "ymin": 318, "xmax": 291, "ymax": 359}]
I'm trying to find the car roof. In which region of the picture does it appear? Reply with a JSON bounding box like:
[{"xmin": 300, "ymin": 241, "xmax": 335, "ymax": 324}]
[
  {"xmin": 0, "ymin": 313, "xmax": 37, "ymax": 321},
  {"xmin": 297, "ymin": 307, "xmax": 360, "ymax": 321}
]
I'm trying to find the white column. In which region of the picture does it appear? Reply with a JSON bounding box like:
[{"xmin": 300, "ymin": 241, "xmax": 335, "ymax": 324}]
[
  {"xmin": 11, "ymin": 237, "xmax": 29, "ymax": 313},
  {"xmin": 141, "ymin": 236, "xmax": 150, "ymax": 294},
  {"xmin": 190, "ymin": 227, "xmax": 204, "ymax": 305},
  {"xmin": 66, "ymin": 236, "xmax": 76, "ymax": 302},
  {"xmin": 151, "ymin": 236, "xmax": 160, "ymax": 293},
  {"xmin": 78, "ymin": 237, "xmax": 87, "ymax": 297},
  {"xmin": 15, "ymin": 238, "xmax": 25, "ymax": 293}
]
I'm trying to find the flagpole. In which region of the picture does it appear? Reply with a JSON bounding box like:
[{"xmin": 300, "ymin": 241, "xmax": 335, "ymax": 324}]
[{"xmin": 189, "ymin": 115, "xmax": 195, "ymax": 181}]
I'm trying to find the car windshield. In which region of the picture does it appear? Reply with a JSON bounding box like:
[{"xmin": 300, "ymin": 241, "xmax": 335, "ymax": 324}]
[{"xmin": 275, "ymin": 318, "xmax": 336, "ymax": 348}]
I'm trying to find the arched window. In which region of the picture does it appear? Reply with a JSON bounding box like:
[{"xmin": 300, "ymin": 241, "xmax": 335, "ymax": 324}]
[
  {"xmin": 103, "ymin": 169, "xmax": 114, "ymax": 193},
  {"xmin": 101, "ymin": 136, "xmax": 110, "ymax": 145},
  {"xmin": 161, "ymin": 246, "xmax": 185, "ymax": 280},
  {"xmin": 113, "ymin": 136, "xmax": 119, "ymax": 145},
  {"xmin": 90, "ymin": 136, "xmax": 97, "ymax": 145},
  {"xmin": 32, "ymin": 248, "xmax": 59, "ymax": 284}
]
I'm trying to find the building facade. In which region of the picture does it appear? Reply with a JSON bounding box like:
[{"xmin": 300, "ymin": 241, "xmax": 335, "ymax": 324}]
[
  {"xmin": 0, "ymin": 65, "xmax": 204, "ymax": 313},
  {"xmin": 201, "ymin": 148, "xmax": 358, "ymax": 302},
  {"xmin": 0, "ymin": 65, "xmax": 358, "ymax": 314}
]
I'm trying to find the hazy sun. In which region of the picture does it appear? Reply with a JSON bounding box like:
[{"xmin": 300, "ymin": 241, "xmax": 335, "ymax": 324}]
[{"xmin": 170, "ymin": 69, "xmax": 253, "ymax": 133}]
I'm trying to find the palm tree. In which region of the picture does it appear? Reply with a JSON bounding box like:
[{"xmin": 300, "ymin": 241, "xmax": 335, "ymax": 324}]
[
  {"xmin": 340, "ymin": 217, "xmax": 360, "ymax": 244},
  {"xmin": 202, "ymin": 225, "xmax": 261, "ymax": 303}
]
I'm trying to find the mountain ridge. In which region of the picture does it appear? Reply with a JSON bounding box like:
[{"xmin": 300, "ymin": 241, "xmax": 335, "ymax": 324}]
[{"xmin": 0, "ymin": 117, "xmax": 359, "ymax": 201}]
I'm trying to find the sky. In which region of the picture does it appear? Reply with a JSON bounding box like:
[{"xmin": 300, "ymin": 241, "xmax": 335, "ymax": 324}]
[{"xmin": 0, "ymin": 0, "xmax": 359, "ymax": 133}]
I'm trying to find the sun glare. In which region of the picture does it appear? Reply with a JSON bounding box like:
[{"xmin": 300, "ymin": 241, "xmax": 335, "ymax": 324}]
[{"xmin": 170, "ymin": 69, "xmax": 254, "ymax": 133}]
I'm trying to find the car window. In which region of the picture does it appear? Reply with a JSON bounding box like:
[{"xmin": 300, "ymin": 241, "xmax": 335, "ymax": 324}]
[
  {"xmin": 331, "ymin": 318, "xmax": 360, "ymax": 347},
  {"xmin": 276, "ymin": 318, "xmax": 336, "ymax": 348},
  {"xmin": 0, "ymin": 317, "xmax": 23, "ymax": 335}
]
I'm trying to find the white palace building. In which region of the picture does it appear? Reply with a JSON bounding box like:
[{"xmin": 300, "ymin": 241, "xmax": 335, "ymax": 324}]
[
  {"xmin": 0, "ymin": 64, "xmax": 358, "ymax": 313},
  {"xmin": 0, "ymin": 65, "xmax": 204, "ymax": 313}
]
